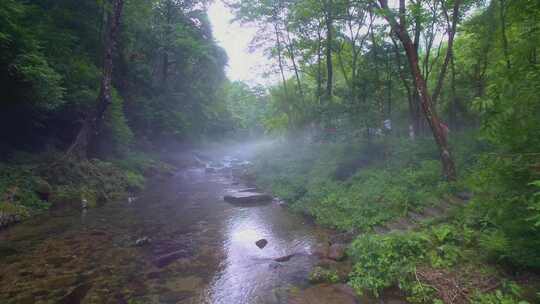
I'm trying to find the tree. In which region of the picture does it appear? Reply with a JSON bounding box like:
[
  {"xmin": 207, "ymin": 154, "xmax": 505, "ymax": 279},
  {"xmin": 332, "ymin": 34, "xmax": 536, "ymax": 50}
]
[
  {"xmin": 374, "ymin": 0, "xmax": 459, "ymax": 181},
  {"xmin": 68, "ymin": 0, "xmax": 124, "ymax": 158}
]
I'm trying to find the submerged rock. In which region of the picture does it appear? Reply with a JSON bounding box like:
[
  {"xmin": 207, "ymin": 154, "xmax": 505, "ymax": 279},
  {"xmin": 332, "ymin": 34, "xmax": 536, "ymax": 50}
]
[
  {"xmin": 223, "ymin": 192, "xmax": 272, "ymax": 205},
  {"xmin": 135, "ymin": 236, "xmax": 151, "ymax": 247},
  {"xmin": 255, "ymin": 239, "xmax": 268, "ymax": 249},
  {"xmin": 153, "ymin": 250, "xmax": 190, "ymax": 268},
  {"xmin": 274, "ymin": 253, "xmax": 296, "ymax": 262}
]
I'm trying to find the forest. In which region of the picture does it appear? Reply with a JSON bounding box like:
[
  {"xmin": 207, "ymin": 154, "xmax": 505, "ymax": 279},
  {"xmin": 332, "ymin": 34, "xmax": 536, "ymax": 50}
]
[{"xmin": 1, "ymin": 0, "xmax": 539, "ymax": 303}]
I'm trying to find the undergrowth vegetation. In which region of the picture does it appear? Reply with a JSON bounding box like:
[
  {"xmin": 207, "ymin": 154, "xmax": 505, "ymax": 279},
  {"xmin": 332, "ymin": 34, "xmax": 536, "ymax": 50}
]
[
  {"xmin": 250, "ymin": 135, "xmax": 540, "ymax": 303},
  {"xmin": 0, "ymin": 152, "xmax": 173, "ymax": 225},
  {"xmin": 252, "ymin": 137, "xmax": 461, "ymax": 231}
]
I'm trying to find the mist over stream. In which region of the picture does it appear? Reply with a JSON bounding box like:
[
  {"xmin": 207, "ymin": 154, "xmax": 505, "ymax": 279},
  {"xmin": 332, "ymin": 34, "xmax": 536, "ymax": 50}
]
[{"xmin": 0, "ymin": 141, "xmax": 399, "ymax": 304}]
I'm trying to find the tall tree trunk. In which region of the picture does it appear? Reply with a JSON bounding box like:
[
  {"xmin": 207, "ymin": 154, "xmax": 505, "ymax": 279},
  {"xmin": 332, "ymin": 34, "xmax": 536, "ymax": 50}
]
[
  {"xmin": 316, "ymin": 27, "xmax": 323, "ymax": 105},
  {"xmin": 378, "ymin": 0, "xmax": 457, "ymax": 181},
  {"xmin": 432, "ymin": 0, "xmax": 461, "ymax": 105},
  {"xmin": 68, "ymin": 0, "xmax": 124, "ymax": 158},
  {"xmin": 386, "ymin": 54, "xmax": 392, "ymax": 124},
  {"xmin": 324, "ymin": 0, "xmax": 333, "ymax": 100},
  {"xmin": 449, "ymin": 54, "xmax": 458, "ymax": 130},
  {"xmin": 336, "ymin": 46, "xmax": 351, "ymax": 89},
  {"xmin": 284, "ymin": 24, "xmax": 303, "ymax": 99},
  {"xmin": 274, "ymin": 23, "xmax": 289, "ymax": 100}
]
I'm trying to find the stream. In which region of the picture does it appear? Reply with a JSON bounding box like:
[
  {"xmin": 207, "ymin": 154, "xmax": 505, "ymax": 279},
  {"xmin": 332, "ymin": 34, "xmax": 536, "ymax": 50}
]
[{"xmin": 0, "ymin": 145, "xmax": 403, "ymax": 304}]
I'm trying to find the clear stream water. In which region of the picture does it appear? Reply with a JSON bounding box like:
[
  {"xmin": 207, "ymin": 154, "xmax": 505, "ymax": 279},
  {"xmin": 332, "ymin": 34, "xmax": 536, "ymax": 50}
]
[{"xmin": 0, "ymin": 147, "xmax": 405, "ymax": 304}]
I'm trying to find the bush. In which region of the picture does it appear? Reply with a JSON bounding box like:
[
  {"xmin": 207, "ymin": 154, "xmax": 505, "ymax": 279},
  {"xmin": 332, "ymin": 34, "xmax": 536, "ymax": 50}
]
[
  {"xmin": 348, "ymin": 232, "xmax": 429, "ymax": 296},
  {"xmin": 0, "ymin": 163, "xmax": 50, "ymax": 210},
  {"xmin": 471, "ymin": 289, "xmax": 529, "ymax": 304},
  {"xmin": 466, "ymin": 155, "xmax": 540, "ymax": 268}
]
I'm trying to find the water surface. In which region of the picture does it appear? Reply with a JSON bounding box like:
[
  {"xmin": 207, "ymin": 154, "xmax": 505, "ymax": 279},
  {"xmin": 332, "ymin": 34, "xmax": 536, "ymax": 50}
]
[{"xmin": 0, "ymin": 151, "xmax": 332, "ymax": 303}]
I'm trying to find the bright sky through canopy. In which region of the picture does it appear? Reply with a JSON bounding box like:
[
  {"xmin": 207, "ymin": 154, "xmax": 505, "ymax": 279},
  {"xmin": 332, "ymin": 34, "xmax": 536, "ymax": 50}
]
[{"xmin": 208, "ymin": 1, "xmax": 272, "ymax": 85}]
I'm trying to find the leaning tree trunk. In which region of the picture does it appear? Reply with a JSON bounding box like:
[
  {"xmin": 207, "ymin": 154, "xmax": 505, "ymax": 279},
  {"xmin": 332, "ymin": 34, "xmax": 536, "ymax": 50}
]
[
  {"xmin": 378, "ymin": 0, "xmax": 457, "ymax": 181},
  {"xmin": 400, "ymin": 33, "xmax": 457, "ymax": 181},
  {"xmin": 68, "ymin": 0, "xmax": 124, "ymax": 158}
]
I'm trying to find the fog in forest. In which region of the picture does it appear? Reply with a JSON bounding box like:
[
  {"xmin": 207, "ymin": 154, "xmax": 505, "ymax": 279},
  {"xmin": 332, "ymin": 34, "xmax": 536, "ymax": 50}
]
[{"xmin": 1, "ymin": 0, "xmax": 539, "ymax": 303}]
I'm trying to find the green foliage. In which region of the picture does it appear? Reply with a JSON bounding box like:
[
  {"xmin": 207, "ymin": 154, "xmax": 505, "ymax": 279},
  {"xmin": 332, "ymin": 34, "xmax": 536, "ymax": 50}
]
[
  {"xmin": 348, "ymin": 232, "xmax": 429, "ymax": 297},
  {"xmin": 0, "ymin": 151, "xmax": 169, "ymax": 215},
  {"xmin": 124, "ymin": 171, "xmax": 145, "ymax": 192},
  {"xmin": 252, "ymin": 138, "xmax": 451, "ymax": 231},
  {"xmin": 11, "ymin": 53, "xmax": 65, "ymax": 109},
  {"xmin": 471, "ymin": 289, "xmax": 529, "ymax": 304},
  {"xmin": 0, "ymin": 163, "xmax": 49, "ymax": 210},
  {"xmin": 528, "ymin": 181, "xmax": 540, "ymax": 227},
  {"xmin": 308, "ymin": 266, "xmax": 339, "ymax": 284},
  {"xmin": 427, "ymin": 224, "xmax": 461, "ymax": 268},
  {"xmin": 0, "ymin": 0, "xmax": 231, "ymax": 154},
  {"xmin": 221, "ymin": 81, "xmax": 270, "ymax": 137},
  {"xmin": 466, "ymin": 154, "xmax": 540, "ymax": 268},
  {"xmin": 101, "ymin": 90, "xmax": 134, "ymax": 156}
]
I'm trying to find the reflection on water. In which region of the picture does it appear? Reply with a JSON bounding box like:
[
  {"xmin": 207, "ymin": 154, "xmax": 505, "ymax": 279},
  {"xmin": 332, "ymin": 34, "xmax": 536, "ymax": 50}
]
[
  {"xmin": 0, "ymin": 153, "xmax": 329, "ymax": 304},
  {"xmin": 209, "ymin": 205, "xmax": 321, "ymax": 303}
]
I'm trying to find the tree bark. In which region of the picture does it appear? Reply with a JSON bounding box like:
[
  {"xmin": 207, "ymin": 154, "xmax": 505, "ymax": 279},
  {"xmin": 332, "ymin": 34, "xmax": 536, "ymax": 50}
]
[
  {"xmin": 68, "ymin": 0, "xmax": 124, "ymax": 158},
  {"xmin": 324, "ymin": 0, "xmax": 333, "ymax": 100},
  {"xmin": 449, "ymin": 53, "xmax": 458, "ymax": 130},
  {"xmin": 377, "ymin": 0, "xmax": 457, "ymax": 181}
]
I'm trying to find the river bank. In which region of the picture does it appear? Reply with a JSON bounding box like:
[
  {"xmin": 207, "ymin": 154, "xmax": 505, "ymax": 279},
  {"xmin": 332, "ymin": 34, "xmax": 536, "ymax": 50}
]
[
  {"xmin": 246, "ymin": 139, "xmax": 540, "ymax": 304},
  {"xmin": 0, "ymin": 152, "xmax": 178, "ymax": 230}
]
